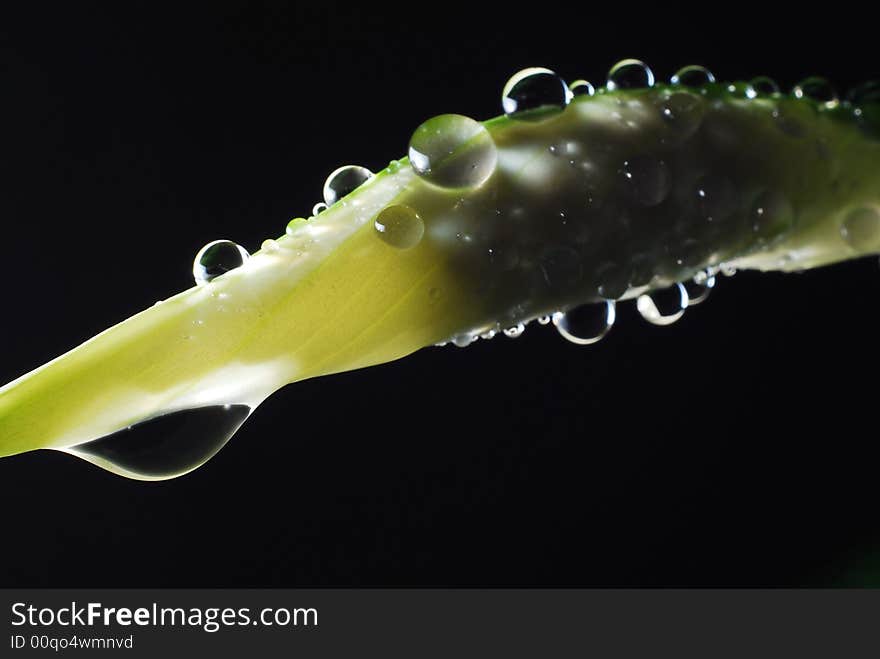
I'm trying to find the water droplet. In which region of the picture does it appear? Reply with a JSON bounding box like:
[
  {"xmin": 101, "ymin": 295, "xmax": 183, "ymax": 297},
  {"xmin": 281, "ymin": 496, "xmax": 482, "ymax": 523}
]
[
  {"xmin": 537, "ymin": 315, "xmax": 552, "ymax": 325},
  {"xmin": 323, "ymin": 165, "xmax": 374, "ymax": 206},
  {"xmin": 539, "ymin": 246, "xmax": 583, "ymax": 287},
  {"xmin": 619, "ymin": 156, "xmax": 670, "ymax": 206},
  {"xmin": 452, "ymin": 334, "xmax": 477, "ymax": 348},
  {"xmin": 261, "ymin": 238, "xmax": 279, "ymax": 252},
  {"xmin": 694, "ymin": 176, "xmax": 736, "ymax": 223},
  {"xmin": 606, "ymin": 59, "xmax": 654, "ymax": 91},
  {"xmin": 683, "ymin": 272, "xmax": 715, "ymax": 306},
  {"xmin": 637, "ymin": 284, "xmax": 688, "ymax": 325},
  {"xmin": 193, "ymin": 239, "xmax": 250, "ymax": 285},
  {"xmin": 65, "ymin": 405, "xmax": 251, "ymax": 480},
  {"xmin": 501, "ymin": 67, "xmax": 570, "ymax": 119},
  {"xmin": 840, "ymin": 207, "xmax": 880, "ymax": 251},
  {"xmin": 312, "ymin": 202, "xmax": 328, "ymax": 216},
  {"xmin": 569, "ymin": 79, "xmax": 595, "ymax": 97},
  {"xmin": 503, "ymin": 323, "xmax": 526, "ymax": 338},
  {"xmin": 408, "ymin": 113, "xmax": 497, "ymax": 188},
  {"xmin": 670, "ymin": 65, "xmax": 715, "ymax": 87},
  {"xmin": 373, "ymin": 204, "xmax": 425, "ymax": 249},
  {"xmin": 793, "ymin": 77, "xmax": 838, "ymax": 106},
  {"xmin": 286, "ymin": 217, "xmax": 308, "ymax": 235},
  {"xmin": 479, "ymin": 329, "xmax": 498, "ymax": 340},
  {"xmin": 720, "ymin": 264, "xmax": 737, "ymax": 277},
  {"xmin": 660, "ymin": 92, "xmax": 705, "ymax": 143},
  {"xmin": 552, "ymin": 302, "xmax": 616, "ymax": 345},
  {"xmin": 750, "ymin": 76, "xmax": 780, "ymax": 96},
  {"xmin": 751, "ymin": 190, "xmax": 794, "ymax": 239}
]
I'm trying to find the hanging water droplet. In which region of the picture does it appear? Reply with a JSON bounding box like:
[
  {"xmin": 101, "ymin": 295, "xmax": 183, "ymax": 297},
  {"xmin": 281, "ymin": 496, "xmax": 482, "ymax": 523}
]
[
  {"xmin": 751, "ymin": 189, "xmax": 794, "ymax": 239},
  {"xmin": 286, "ymin": 217, "xmax": 308, "ymax": 235},
  {"xmin": 569, "ymin": 79, "xmax": 595, "ymax": 97},
  {"xmin": 792, "ymin": 77, "xmax": 839, "ymax": 106},
  {"xmin": 683, "ymin": 272, "xmax": 715, "ymax": 306},
  {"xmin": 64, "ymin": 405, "xmax": 251, "ymax": 480},
  {"xmin": 840, "ymin": 207, "xmax": 880, "ymax": 251},
  {"xmin": 720, "ymin": 264, "xmax": 737, "ymax": 277},
  {"xmin": 408, "ymin": 113, "xmax": 497, "ymax": 188},
  {"xmin": 501, "ymin": 67, "xmax": 570, "ymax": 120},
  {"xmin": 373, "ymin": 204, "xmax": 425, "ymax": 249},
  {"xmin": 606, "ymin": 59, "xmax": 654, "ymax": 91},
  {"xmin": 670, "ymin": 65, "xmax": 715, "ymax": 87},
  {"xmin": 637, "ymin": 283, "xmax": 688, "ymax": 325},
  {"xmin": 452, "ymin": 334, "xmax": 477, "ymax": 348},
  {"xmin": 552, "ymin": 302, "xmax": 616, "ymax": 345},
  {"xmin": 537, "ymin": 315, "xmax": 552, "ymax": 325},
  {"xmin": 312, "ymin": 202, "xmax": 328, "ymax": 216},
  {"xmin": 323, "ymin": 165, "xmax": 374, "ymax": 206},
  {"xmin": 193, "ymin": 239, "xmax": 250, "ymax": 285},
  {"xmin": 261, "ymin": 238, "xmax": 279, "ymax": 253},
  {"xmin": 750, "ymin": 76, "xmax": 780, "ymax": 96},
  {"xmin": 503, "ymin": 323, "xmax": 526, "ymax": 338},
  {"xmin": 619, "ymin": 156, "xmax": 670, "ymax": 206},
  {"xmin": 480, "ymin": 328, "xmax": 498, "ymax": 340}
]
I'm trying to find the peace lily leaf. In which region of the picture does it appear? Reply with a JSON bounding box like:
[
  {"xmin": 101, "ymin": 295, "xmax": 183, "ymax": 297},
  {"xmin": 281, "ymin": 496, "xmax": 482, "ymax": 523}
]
[{"xmin": 1, "ymin": 65, "xmax": 878, "ymax": 479}]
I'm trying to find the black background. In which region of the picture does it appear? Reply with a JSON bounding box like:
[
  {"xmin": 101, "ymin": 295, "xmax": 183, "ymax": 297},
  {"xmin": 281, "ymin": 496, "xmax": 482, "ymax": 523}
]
[{"xmin": 1, "ymin": 4, "xmax": 878, "ymax": 587}]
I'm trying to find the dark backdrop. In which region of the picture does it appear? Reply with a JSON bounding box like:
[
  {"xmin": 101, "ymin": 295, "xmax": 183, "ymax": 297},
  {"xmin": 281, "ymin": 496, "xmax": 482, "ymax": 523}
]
[{"xmin": 1, "ymin": 4, "xmax": 878, "ymax": 586}]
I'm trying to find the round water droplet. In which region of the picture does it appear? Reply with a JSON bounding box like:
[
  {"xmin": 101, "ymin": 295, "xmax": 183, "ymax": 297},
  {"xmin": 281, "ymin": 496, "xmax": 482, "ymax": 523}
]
[
  {"xmin": 670, "ymin": 65, "xmax": 715, "ymax": 87},
  {"xmin": 683, "ymin": 272, "xmax": 715, "ymax": 306},
  {"xmin": 840, "ymin": 207, "xmax": 880, "ymax": 251},
  {"xmin": 720, "ymin": 263, "xmax": 737, "ymax": 277},
  {"xmin": 637, "ymin": 283, "xmax": 688, "ymax": 325},
  {"xmin": 261, "ymin": 238, "xmax": 279, "ymax": 252},
  {"xmin": 501, "ymin": 67, "xmax": 570, "ymax": 119},
  {"xmin": 323, "ymin": 165, "xmax": 373, "ymax": 206},
  {"xmin": 480, "ymin": 329, "xmax": 498, "ymax": 340},
  {"xmin": 694, "ymin": 175, "xmax": 736, "ymax": 223},
  {"xmin": 552, "ymin": 302, "xmax": 616, "ymax": 345},
  {"xmin": 193, "ymin": 239, "xmax": 250, "ymax": 285},
  {"xmin": 619, "ymin": 156, "xmax": 670, "ymax": 206},
  {"xmin": 750, "ymin": 76, "xmax": 780, "ymax": 96},
  {"xmin": 312, "ymin": 202, "xmax": 328, "ymax": 216},
  {"xmin": 408, "ymin": 113, "xmax": 497, "ymax": 188},
  {"xmin": 373, "ymin": 204, "xmax": 425, "ymax": 249},
  {"xmin": 751, "ymin": 189, "xmax": 794, "ymax": 239},
  {"xmin": 286, "ymin": 217, "xmax": 308, "ymax": 235},
  {"xmin": 606, "ymin": 59, "xmax": 654, "ymax": 91},
  {"xmin": 537, "ymin": 315, "xmax": 552, "ymax": 325},
  {"xmin": 569, "ymin": 79, "xmax": 595, "ymax": 97},
  {"xmin": 793, "ymin": 77, "xmax": 838, "ymax": 106},
  {"xmin": 503, "ymin": 323, "xmax": 526, "ymax": 338},
  {"xmin": 452, "ymin": 334, "xmax": 477, "ymax": 348},
  {"xmin": 660, "ymin": 92, "xmax": 705, "ymax": 143}
]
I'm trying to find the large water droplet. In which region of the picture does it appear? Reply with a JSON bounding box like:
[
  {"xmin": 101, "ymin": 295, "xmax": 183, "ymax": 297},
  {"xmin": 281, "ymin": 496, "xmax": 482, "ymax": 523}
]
[
  {"xmin": 684, "ymin": 271, "xmax": 715, "ymax": 306},
  {"xmin": 65, "ymin": 405, "xmax": 251, "ymax": 480},
  {"xmin": 750, "ymin": 190, "xmax": 794, "ymax": 239},
  {"xmin": 552, "ymin": 302, "xmax": 615, "ymax": 345},
  {"xmin": 750, "ymin": 76, "xmax": 780, "ymax": 96},
  {"xmin": 840, "ymin": 207, "xmax": 880, "ymax": 251},
  {"xmin": 606, "ymin": 59, "xmax": 654, "ymax": 91},
  {"xmin": 670, "ymin": 65, "xmax": 715, "ymax": 87},
  {"xmin": 374, "ymin": 204, "xmax": 425, "ymax": 249},
  {"xmin": 569, "ymin": 79, "xmax": 595, "ymax": 97},
  {"xmin": 619, "ymin": 156, "xmax": 670, "ymax": 206},
  {"xmin": 193, "ymin": 239, "xmax": 250, "ymax": 285},
  {"xmin": 408, "ymin": 113, "xmax": 497, "ymax": 188},
  {"xmin": 323, "ymin": 165, "xmax": 374, "ymax": 206},
  {"xmin": 501, "ymin": 67, "xmax": 570, "ymax": 120},
  {"xmin": 793, "ymin": 77, "xmax": 839, "ymax": 106},
  {"xmin": 637, "ymin": 283, "xmax": 688, "ymax": 325}
]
